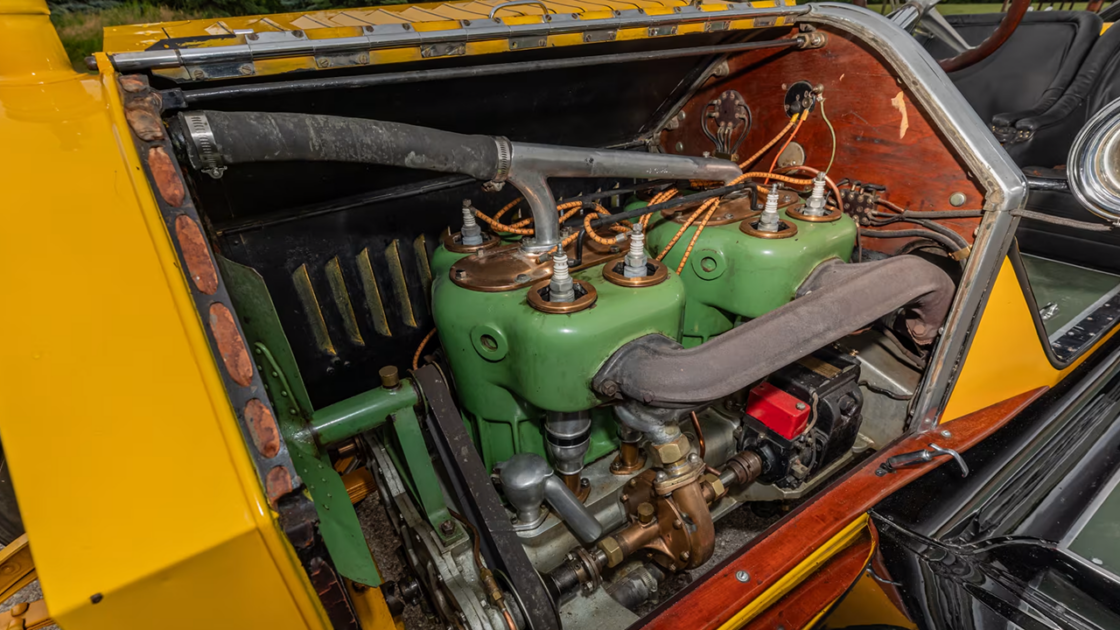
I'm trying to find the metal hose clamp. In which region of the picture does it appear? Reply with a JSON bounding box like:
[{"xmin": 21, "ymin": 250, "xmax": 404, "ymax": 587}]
[
  {"xmin": 484, "ymin": 136, "xmax": 512, "ymax": 192},
  {"xmin": 181, "ymin": 112, "xmax": 226, "ymax": 179}
]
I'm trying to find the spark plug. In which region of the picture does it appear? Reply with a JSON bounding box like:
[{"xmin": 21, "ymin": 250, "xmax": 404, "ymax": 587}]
[
  {"xmin": 623, "ymin": 224, "xmax": 648, "ymax": 278},
  {"xmin": 549, "ymin": 249, "xmax": 575, "ymax": 302},
  {"xmin": 460, "ymin": 199, "xmax": 484, "ymax": 246},
  {"xmin": 804, "ymin": 173, "xmax": 828, "ymax": 216},
  {"xmin": 757, "ymin": 187, "xmax": 782, "ymax": 233}
]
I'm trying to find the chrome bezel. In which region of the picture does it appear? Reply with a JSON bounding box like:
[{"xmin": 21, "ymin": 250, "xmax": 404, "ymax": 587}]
[{"xmin": 1069, "ymin": 97, "xmax": 1120, "ymax": 223}]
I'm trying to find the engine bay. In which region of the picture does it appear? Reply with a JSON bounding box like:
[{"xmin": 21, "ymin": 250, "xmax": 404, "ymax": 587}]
[{"xmin": 124, "ymin": 10, "xmax": 1000, "ymax": 627}]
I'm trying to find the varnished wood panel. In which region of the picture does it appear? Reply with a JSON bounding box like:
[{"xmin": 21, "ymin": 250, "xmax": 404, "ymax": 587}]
[
  {"xmin": 745, "ymin": 522, "xmax": 878, "ymax": 630},
  {"xmin": 639, "ymin": 388, "xmax": 1045, "ymax": 630},
  {"xmin": 660, "ymin": 30, "xmax": 985, "ymax": 254}
]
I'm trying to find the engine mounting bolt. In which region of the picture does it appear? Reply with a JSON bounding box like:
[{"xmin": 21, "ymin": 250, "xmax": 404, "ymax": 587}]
[
  {"xmin": 460, "ymin": 200, "xmax": 484, "ymax": 246},
  {"xmin": 735, "ymin": 570, "xmax": 750, "ymax": 583},
  {"xmin": 440, "ymin": 519, "xmax": 455, "ymax": 535},
  {"xmin": 623, "ymin": 224, "xmax": 649, "ymax": 277},
  {"xmin": 758, "ymin": 187, "xmax": 782, "ymax": 233},
  {"xmin": 548, "ymin": 249, "xmax": 576, "ymax": 303}
]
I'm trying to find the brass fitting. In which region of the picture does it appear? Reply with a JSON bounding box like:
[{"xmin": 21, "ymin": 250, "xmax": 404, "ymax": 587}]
[
  {"xmin": 597, "ymin": 536, "xmax": 624, "ymax": 568},
  {"xmin": 702, "ymin": 473, "xmax": 725, "ymax": 501},
  {"xmin": 637, "ymin": 502, "xmax": 655, "ymax": 525},
  {"xmin": 648, "ymin": 433, "xmax": 691, "ymax": 467}
]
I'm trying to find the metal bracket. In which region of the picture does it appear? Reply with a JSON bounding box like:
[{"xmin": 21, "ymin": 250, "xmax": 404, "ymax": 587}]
[
  {"xmin": 421, "ymin": 42, "xmax": 466, "ymax": 58},
  {"xmin": 583, "ymin": 29, "xmax": 618, "ymax": 43},
  {"xmin": 875, "ymin": 442, "xmax": 969, "ymax": 477}
]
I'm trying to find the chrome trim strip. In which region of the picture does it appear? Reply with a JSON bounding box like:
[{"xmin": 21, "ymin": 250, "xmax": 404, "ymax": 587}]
[
  {"xmin": 799, "ymin": 4, "xmax": 1028, "ymax": 430},
  {"xmin": 109, "ymin": 3, "xmax": 810, "ymax": 72}
]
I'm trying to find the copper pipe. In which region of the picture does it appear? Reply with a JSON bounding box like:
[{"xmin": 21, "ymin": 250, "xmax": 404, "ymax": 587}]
[
  {"xmin": 689, "ymin": 411, "xmax": 706, "ymax": 460},
  {"xmin": 614, "ymin": 521, "xmax": 662, "ymax": 559},
  {"xmin": 618, "ymin": 442, "xmax": 642, "ymax": 468},
  {"xmin": 561, "ymin": 472, "xmax": 581, "ymax": 494}
]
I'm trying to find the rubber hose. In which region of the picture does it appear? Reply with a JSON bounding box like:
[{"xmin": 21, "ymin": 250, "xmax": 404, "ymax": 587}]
[{"xmin": 186, "ymin": 110, "xmax": 499, "ymax": 181}]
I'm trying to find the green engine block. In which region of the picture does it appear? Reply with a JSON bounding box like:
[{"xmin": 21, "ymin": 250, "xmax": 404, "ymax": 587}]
[
  {"xmin": 431, "ymin": 252, "xmax": 686, "ymax": 471},
  {"xmin": 645, "ymin": 203, "xmax": 857, "ymax": 347},
  {"xmin": 432, "ymin": 194, "xmax": 856, "ymax": 472}
]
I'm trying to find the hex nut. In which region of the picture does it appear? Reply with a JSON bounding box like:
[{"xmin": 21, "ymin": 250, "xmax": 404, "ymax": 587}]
[
  {"xmin": 598, "ymin": 536, "xmax": 624, "ymax": 568},
  {"xmin": 703, "ymin": 473, "xmax": 725, "ymax": 499},
  {"xmin": 649, "ymin": 434, "xmax": 691, "ymax": 467},
  {"xmin": 637, "ymin": 502, "xmax": 655, "ymax": 525}
]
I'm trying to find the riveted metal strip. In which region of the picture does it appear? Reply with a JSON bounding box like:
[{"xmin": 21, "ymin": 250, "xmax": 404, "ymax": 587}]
[{"xmin": 113, "ymin": 2, "xmax": 807, "ymax": 76}]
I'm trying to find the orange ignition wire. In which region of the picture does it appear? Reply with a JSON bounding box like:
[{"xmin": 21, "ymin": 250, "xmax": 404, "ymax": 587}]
[
  {"xmin": 493, "ymin": 198, "xmax": 522, "ymax": 222},
  {"xmin": 764, "ymin": 111, "xmax": 808, "ymax": 185},
  {"xmin": 412, "ymin": 328, "xmax": 437, "ymax": 371},
  {"xmin": 584, "ymin": 212, "xmax": 619, "ymax": 246},
  {"xmin": 739, "ymin": 112, "xmax": 800, "ymax": 170},
  {"xmin": 729, "ymin": 171, "xmax": 814, "ymax": 187},
  {"xmin": 474, "ymin": 209, "xmax": 536, "ymax": 235},
  {"xmin": 676, "ymin": 198, "xmax": 720, "ymax": 274},
  {"xmin": 656, "ymin": 202, "xmax": 709, "ymax": 261}
]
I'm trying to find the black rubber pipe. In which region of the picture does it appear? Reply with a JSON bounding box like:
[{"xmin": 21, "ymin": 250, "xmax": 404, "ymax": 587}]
[
  {"xmin": 185, "ymin": 110, "xmax": 499, "ymax": 180},
  {"xmin": 594, "ymin": 256, "xmax": 955, "ymax": 407}
]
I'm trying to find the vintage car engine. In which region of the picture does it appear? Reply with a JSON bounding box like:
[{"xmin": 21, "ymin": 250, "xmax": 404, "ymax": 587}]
[{"xmin": 147, "ymin": 8, "xmax": 984, "ymax": 627}]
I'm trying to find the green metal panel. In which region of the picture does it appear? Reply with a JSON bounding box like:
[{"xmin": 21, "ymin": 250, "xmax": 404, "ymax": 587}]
[
  {"xmin": 645, "ymin": 207, "xmax": 857, "ymax": 346},
  {"xmin": 219, "ymin": 257, "xmax": 382, "ymax": 586}
]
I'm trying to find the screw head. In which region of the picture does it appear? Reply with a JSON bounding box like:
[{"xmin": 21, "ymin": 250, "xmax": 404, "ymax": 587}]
[
  {"xmin": 949, "ymin": 192, "xmax": 967, "ymax": 207},
  {"xmin": 940, "ymin": 430, "xmax": 952, "ymax": 438},
  {"xmin": 675, "ymin": 141, "xmax": 685, "ymax": 152},
  {"xmin": 735, "ymin": 570, "xmax": 750, "ymax": 583},
  {"xmin": 796, "ymin": 402, "xmax": 807, "ymax": 410}
]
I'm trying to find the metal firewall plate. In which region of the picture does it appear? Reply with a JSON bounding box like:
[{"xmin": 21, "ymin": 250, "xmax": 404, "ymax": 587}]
[
  {"xmin": 583, "ymin": 30, "xmax": 617, "ymax": 43},
  {"xmin": 509, "ymin": 35, "xmax": 547, "ymax": 51},
  {"xmin": 421, "ymin": 42, "xmax": 466, "ymax": 58}
]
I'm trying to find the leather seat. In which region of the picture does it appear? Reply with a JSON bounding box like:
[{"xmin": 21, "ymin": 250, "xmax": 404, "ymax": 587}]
[
  {"xmin": 919, "ymin": 12, "xmax": 1100, "ymax": 128},
  {"xmin": 1005, "ymin": 20, "xmax": 1120, "ymax": 168}
]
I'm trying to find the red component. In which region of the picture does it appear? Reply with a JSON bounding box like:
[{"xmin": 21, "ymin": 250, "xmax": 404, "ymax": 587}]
[{"xmin": 744, "ymin": 382, "xmax": 810, "ymax": 440}]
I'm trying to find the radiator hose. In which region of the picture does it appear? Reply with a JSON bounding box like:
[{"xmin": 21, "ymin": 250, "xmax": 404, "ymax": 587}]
[
  {"xmin": 594, "ymin": 256, "xmax": 955, "ymax": 407},
  {"xmin": 177, "ymin": 110, "xmax": 742, "ymax": 252}
]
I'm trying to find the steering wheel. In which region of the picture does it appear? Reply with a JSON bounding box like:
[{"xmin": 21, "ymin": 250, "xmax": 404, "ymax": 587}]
[{"xmin": 886, "ymin": 0, "xmax": 1032, "ymax": 73}]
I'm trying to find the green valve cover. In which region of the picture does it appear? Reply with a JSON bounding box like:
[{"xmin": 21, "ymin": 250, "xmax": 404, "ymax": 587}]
[
  {"xmin": 645, "ymin": 205, "xmax": 857, "ymax": 346},
  {"xmin": 431, "ymin": 253, "xmax": 685, "ymax": 469}
]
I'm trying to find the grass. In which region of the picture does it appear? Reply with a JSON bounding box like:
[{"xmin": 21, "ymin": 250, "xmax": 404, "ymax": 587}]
[{"xmin": 51, "ymin": 2, "xmax": 218, "ymax": 70}]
